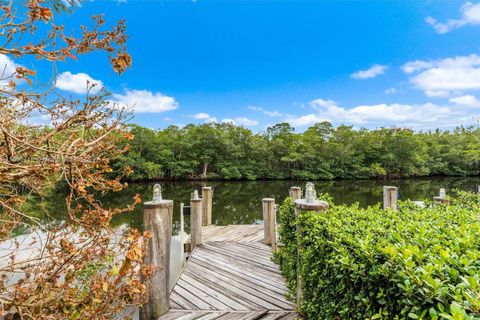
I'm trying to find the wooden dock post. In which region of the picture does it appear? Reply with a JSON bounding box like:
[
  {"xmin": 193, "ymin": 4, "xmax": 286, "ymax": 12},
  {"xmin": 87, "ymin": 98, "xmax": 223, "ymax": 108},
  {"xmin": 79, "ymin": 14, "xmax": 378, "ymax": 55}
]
[
  {"xmin": 290, "ymin": 186, "xmax": 302, "ymax": 200},
  {"xmin": 294, "ymin": 182, "xmax": 328, "ymax": 307},
  {"xmin": 262, "ymin": 198, "xmax": 276, "ymax": 251},
  {"xmin": 202, "ymin": 187, "xmax": 213, "ymax": 226},
  {"xmin": 477, "ymin": 185, "xmax": 480, "ymax": 194},
  {"xmin": 190, "ymin": 190, "xmax": 203, "ymax": 250},
  {"xmin": 383, "ymin": 186, "xmax": 398, "ymax": 210},
  {"xmin": 180, "ymin": 203, "xmax": 185, "ymax": 242},
  {"xmin": 141, "ymin": 184, "xmax": 173, "ymax": 320},
  {"xmin": 273, "ymin": 204, "xmax": 278, "ymax": 252},
  {"xmin": 179, "ymin": 202, "xmax": 185, "ymax": 265}
]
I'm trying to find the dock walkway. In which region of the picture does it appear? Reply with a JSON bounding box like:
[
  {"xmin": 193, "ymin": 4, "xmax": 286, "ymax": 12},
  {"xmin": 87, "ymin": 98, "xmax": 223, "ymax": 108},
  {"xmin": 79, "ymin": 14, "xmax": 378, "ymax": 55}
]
[{"xmin": 160, "ymin": 225, "xmax": 298, "ymax": 320}]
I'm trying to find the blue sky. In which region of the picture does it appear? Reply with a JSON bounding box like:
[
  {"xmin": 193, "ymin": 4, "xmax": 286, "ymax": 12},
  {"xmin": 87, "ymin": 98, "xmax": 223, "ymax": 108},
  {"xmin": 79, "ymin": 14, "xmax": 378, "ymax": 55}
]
[{"xmin": 12, "ymin": 0, "xmax": 480, "ymax": 131}]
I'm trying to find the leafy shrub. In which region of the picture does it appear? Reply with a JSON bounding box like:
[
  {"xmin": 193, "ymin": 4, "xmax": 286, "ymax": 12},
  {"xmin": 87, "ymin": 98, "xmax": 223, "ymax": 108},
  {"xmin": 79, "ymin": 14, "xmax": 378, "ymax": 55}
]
[
  {"xmin": 276, "ymin": 191, "xmax": 480, "ymax": 319},
  {"xmin": 275, "ymin": 197, "xmax": 297, "ymax": 299}
]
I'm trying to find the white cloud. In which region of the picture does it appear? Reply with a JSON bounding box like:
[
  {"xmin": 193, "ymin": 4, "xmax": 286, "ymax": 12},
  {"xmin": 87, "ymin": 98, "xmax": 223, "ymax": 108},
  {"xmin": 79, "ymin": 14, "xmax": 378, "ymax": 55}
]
[
  {"xmin": 264, "ymin": 110, "xmax": 282, "ymax": 117},
  {"xmin": 288, "ymin": 114, "xmax": 328, "ymax": 127},
  {"xmin": 425, "ymin": 91, "xmax": 450, "ymax": 98},
  {"xmin": 247, "ymin": 105, "xmax": 283, "ymax": 117},
  {"xmin": 402, "ymin": 54, "xmax": 480, "ymax": 97},
  {"xmin": 385, "ymin": 88, "xmax": 397, "ymax": 95},
  {"xmin": 450, "ymin": 94, "xmax": 480, "ymax": 107},
  {"xmin": 4, "ymin": 98, "xmax": 52, "ymax": 125},
  {"xmin": 350, "ymin": 64, "xmax": 388, "ymax": 80},
  {"xmin": 55, "ymin": 71, "xmax": 103, "ymax": 94},
  {"xmin": 222, "ymin": 118, "xmax": 235, "ymax": 124},
  {"xmin": 247, "ymin": 106, "xmax": 261, "ymax": 111},
  {"xmin": 193, "ymin": 113, "xmax": 217, "ymax": 123},
  {"xmin": 402, "ymin": 60, "xmax": 434, "ymax": 74},
  {"xmin": 221, "ymin": 117, "xmax": 258, "ymax": 126},
  {"xmin": 193, "ymin": 113, "xmax": 210, "ymax": 119},
  {"xmin": 24, "ymin": 113, "xmax": 51, "ymax": 126},
  {"xmin": 310, "ymin": 98, "xmax": 338, "ymax": 110},
  {"xmin": 112, "ymin": 89, "xmax": 178, "ymax": 113},
  {"xmin": 0, "ymin": 54, "xmax": 22, "ymax": 86},
  {"xmin": 285, "ymin": 98, "xmax": 476, "ymax": 129},
  {"xmin": 235, "ymin": 117, "xmax": 258, "ymax": 126},
  {"xmin": 426, "ymin": 2, "xmax": 480, "ymax": 34}
]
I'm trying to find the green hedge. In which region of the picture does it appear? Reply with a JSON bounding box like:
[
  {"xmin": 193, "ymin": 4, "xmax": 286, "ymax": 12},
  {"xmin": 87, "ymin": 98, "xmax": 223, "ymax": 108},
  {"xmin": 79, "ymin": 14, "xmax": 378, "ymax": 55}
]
[{"xmin": 275, "ymin": 192, "xmax": 480, "ymax": 319}]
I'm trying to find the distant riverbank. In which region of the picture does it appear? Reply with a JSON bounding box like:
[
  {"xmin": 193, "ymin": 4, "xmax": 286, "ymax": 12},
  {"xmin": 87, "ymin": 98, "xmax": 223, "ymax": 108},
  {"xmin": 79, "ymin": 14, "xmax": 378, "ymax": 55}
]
[
  {"xmin": 113, "ymin": 123, "xmax": 480, "ymax": 182},
  {"xmin": 120, "ymin": 173, "xmax": 480, "ymax": 183}
]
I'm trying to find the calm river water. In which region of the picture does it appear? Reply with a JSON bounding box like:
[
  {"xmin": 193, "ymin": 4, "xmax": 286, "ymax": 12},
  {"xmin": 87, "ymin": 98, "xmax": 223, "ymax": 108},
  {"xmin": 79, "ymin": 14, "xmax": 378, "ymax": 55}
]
[{"xmin": 95, "ymin": 177, "xmax": 480, "ymax": 234}]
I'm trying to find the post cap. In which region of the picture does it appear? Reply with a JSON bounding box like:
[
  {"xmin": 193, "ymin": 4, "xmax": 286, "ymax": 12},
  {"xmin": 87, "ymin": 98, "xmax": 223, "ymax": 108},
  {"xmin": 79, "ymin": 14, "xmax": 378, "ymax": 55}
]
[
  {"xmin": 304, "ymin": 182, "xmax": 317, "ymax": 203},
  {"xmin": 202, "ymin": 186, "xmax": 212, "ymax": 190},
  {"xmin": 295, "ymin": 199, "xmax": 329, "ymax": 211},
  {"xmin": 144, "ymin": 199, "xmax": 173, "ymax": 209},
  {"xmin": 439, "ymin": 188, "xmax": 446, "ymax": 198},
  {"xmin": 383, "ymin": 186, "xmax": 398, "ymax": 190},
  {"xmin": 152, "ymin": 183, "xmax": 162, "ymax": 202},
  {"xmin": 191, "ymin": 190, "xmax": 202, "ymax": 203},
  {"xmin": 262, "ymin": 198, "xmax": 275, "ymax": 202},
  {"xmin": 192, "ymin": 190, "xmax": 200, "ymax": 200}
]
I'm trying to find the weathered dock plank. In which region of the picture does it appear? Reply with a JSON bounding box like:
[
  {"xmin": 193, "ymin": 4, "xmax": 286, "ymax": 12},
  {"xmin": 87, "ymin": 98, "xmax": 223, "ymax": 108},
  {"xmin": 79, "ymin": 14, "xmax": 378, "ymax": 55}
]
[
  {"xmin": 188, "ymin": 225, "xmax": 264, "ymax": 243},
  {"xmin": 171, "ymin": 242, "xmax": 293, "ymax": 311},
  {"xmin": 159, "ymin": 310, "xmax": 296, "ymax": 320},
  {"xmin": 159, "ymin": 228, "xmax": 299, "ymax": 319}
]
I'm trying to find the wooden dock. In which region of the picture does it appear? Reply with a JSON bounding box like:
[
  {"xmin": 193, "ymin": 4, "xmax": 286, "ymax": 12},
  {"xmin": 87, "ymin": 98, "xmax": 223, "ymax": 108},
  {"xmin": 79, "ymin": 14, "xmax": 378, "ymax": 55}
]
[
  {"xmin": 160, "ymin": 225, "xmax": 298, "ymax": 320},
  {"xmin": 188, "ymin": 224, "xmax": 265, "ymax": 243}
]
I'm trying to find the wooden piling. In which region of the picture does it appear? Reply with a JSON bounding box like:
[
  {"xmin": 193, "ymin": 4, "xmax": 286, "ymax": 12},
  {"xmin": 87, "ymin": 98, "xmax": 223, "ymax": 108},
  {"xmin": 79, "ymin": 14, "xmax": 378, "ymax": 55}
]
[
  {"xmin": 190, "ymin": 195, "xmax": 203, "ymax": 250},
  {"xmin": 290, "ymin": 187, "xmax": 302, "ymax": 201},
  {"xmin": 140, "ymin": 199, "xmax": 174, "ymax": 320},
  {"xmin": 294, "ymin": 198, "xmax": 328, "ymax": 307},
  {"xmin": 383, "ymin": 186, "xmax": 398, "ymax": 210},
  {"xmin": 272, "ymin": 204, "xmax": 278, "ymax": 252},
  {"xmin": 180, "ymin": 203, "xmax": 185, "ymax": 242},
  {"xmin": 262, "ymin": 198, "xmax": 276, "ymax": 250},
  {"xmin": 202, "ymin": 187, "xmax": 213, "ymax": 226}
]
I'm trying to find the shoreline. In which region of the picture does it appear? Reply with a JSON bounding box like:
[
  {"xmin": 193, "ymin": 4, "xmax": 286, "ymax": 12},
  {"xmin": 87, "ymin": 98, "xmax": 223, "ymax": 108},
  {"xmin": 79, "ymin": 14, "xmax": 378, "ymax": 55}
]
[{"xmin": 121, "ymin": 173, "xmax": 480, "ymax": 184}]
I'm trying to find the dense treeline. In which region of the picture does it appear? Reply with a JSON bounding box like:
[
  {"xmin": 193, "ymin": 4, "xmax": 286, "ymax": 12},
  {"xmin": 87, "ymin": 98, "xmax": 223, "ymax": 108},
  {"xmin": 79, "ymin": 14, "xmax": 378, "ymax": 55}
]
[{"xmin": 113, "ymin": 122, "xmax": 480, "ymax": 181}]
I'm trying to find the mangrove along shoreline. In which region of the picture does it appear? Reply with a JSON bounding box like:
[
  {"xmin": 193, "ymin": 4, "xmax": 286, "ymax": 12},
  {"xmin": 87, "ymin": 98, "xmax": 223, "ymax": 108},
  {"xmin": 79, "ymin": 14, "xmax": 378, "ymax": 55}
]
[{"xmin": 113, "ymin": 122, "xmax": 480, "ymax": 181}]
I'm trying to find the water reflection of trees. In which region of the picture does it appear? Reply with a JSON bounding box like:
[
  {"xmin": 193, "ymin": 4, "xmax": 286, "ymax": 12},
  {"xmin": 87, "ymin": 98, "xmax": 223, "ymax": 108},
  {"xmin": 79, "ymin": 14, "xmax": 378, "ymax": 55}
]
[{"xmin": 29, "ymin": 177, "xmax": 480, "ymax": 235}]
